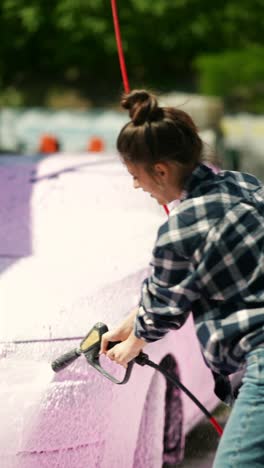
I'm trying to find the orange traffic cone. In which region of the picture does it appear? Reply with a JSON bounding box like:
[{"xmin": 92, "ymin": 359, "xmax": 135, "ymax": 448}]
[
  {"xmin": 87, "ymin": 137, "xmax": 105, "ymax": 152},
  {"xmin": 39, "ymin": 135, "xmax": 60, "ymax": 153}
]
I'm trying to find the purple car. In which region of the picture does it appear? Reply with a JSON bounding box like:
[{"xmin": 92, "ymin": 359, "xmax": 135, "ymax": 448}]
[{"xmin": 0, "ymin": 153, "xmax": 219, "ymax": 468}]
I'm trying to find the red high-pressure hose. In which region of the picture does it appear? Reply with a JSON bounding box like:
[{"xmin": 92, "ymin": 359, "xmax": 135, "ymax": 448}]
[
  {"xmin": 110, "ymin": 0, "xmax": 223, "ymax": 437},
  {"xmin": 110, "ymin": 0, "xmax": 130, "ymax": 94},
  {"xmin": 110, "ymin": 0, "xmax": 170, "ymax": 216}
]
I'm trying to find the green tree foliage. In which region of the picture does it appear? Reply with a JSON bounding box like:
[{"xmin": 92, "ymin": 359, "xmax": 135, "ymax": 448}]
[
  {"xmin": 196, "ymin": 46, "xmax": 264, "ymax": 113},
  {"xmin": 0, "ymin": 0, "xmax": 263, "ymax": 106}
]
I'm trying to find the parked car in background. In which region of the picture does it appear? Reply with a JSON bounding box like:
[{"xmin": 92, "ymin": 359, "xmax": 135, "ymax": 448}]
[{"xmin": 0, "ymin": 153, "xmax": 219, "ymax": 468}]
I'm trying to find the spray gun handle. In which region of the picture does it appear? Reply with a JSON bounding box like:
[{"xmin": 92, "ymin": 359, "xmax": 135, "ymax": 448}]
[
  {"xmin": 51, "ymin": 322, "xmax": 141, "ymax": 384},
  {"xmin": 81, "ymin": 322, "xmax": 134, "ymax": 384}
]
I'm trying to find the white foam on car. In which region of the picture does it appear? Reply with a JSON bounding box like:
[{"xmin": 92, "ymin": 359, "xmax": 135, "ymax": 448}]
[{"xmin": 0, "ymin": 153, "xmax": 164, "ymax": 342}]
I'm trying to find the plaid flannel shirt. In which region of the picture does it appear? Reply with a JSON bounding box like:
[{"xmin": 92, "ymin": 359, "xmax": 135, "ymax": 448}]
[{"xmin": 135, "ymin": 163, "xmax": 264, "ymax": 375}]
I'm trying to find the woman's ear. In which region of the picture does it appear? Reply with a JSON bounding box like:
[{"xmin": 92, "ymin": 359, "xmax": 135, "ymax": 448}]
[{"xmin": 153, "ymin": 163, "xmax": 170, "ymax": 182}]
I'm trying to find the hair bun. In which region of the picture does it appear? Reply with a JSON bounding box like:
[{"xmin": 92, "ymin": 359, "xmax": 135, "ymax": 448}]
[{"xmin": 121, "ymin": 89, "xmax": 162, "ymax": 125}]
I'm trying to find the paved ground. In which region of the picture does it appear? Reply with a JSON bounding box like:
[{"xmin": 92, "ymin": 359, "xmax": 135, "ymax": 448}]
[{"xmin": 165, "ymin": 404, "xmax": 231, "ymax": 468}]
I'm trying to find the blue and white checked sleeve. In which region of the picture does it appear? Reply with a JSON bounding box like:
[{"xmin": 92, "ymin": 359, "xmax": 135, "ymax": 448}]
[{"xmin": 134, "ymin": 244, "xmax": 200, "ymax": 342}]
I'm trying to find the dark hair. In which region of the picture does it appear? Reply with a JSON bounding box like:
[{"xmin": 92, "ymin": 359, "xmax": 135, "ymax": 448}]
[{"xmin": 117, "ymin": 89, "xmax": 203, "ymax": 170}]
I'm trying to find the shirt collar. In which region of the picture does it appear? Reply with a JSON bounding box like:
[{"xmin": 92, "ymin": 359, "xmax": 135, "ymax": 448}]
[
  {"xmin": 181, "ymin": 163, "xmax": 214, "ymax": 200},
  {"xmin": 167, "ymin": 163, "xmax": 214, "ymax": 215}
]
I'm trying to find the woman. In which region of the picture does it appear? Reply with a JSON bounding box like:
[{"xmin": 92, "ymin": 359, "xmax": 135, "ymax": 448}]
[{"xmin": 100, "ymin": 90, "xmax": 264, "ymax": 467}]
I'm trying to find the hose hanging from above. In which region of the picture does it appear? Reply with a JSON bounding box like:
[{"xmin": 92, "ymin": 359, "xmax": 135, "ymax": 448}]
[{"xmin": 110, "ymin": 0, "xmax": 170, "ymax": 215}]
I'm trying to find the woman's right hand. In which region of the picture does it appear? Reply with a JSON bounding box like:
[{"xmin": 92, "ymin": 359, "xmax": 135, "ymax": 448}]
[{"xmin": 100, "ymin": 307, "xmax": 139, "ymax": 355}]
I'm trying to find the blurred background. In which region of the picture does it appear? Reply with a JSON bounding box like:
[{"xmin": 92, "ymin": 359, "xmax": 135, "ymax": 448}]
[{"xmin": 0, "ymin": 0, "xmax": 263, "ymax": 177}]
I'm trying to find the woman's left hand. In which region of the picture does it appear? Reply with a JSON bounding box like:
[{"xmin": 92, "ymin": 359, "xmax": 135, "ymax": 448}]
[{"xmin": 105, "ymin": 332, "xmax": 146, "ymax": 368}]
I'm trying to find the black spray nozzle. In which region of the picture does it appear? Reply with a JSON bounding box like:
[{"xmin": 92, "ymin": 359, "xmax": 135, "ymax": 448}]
[{"xmin": 51, "ymin": 348, "xmax": 81, "ymax": 372}]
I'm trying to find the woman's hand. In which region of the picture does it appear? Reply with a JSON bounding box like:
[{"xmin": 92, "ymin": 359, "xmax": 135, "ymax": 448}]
[
  {"xmin": 100, "ymin": 307, "xmax": 139, "ymax": 355},
  {"xmin": 99, "ymin": 307, "xmax": 146, "ymax": 367},
  {"xmin": 104, "ymin": 332, "xmax": 146, "ymax": 368}
]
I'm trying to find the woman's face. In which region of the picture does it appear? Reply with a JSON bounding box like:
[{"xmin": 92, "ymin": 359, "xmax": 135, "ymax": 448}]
[{"xmin": 125, "ymin": 160, "xmax": 182, "ymax": 205}]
